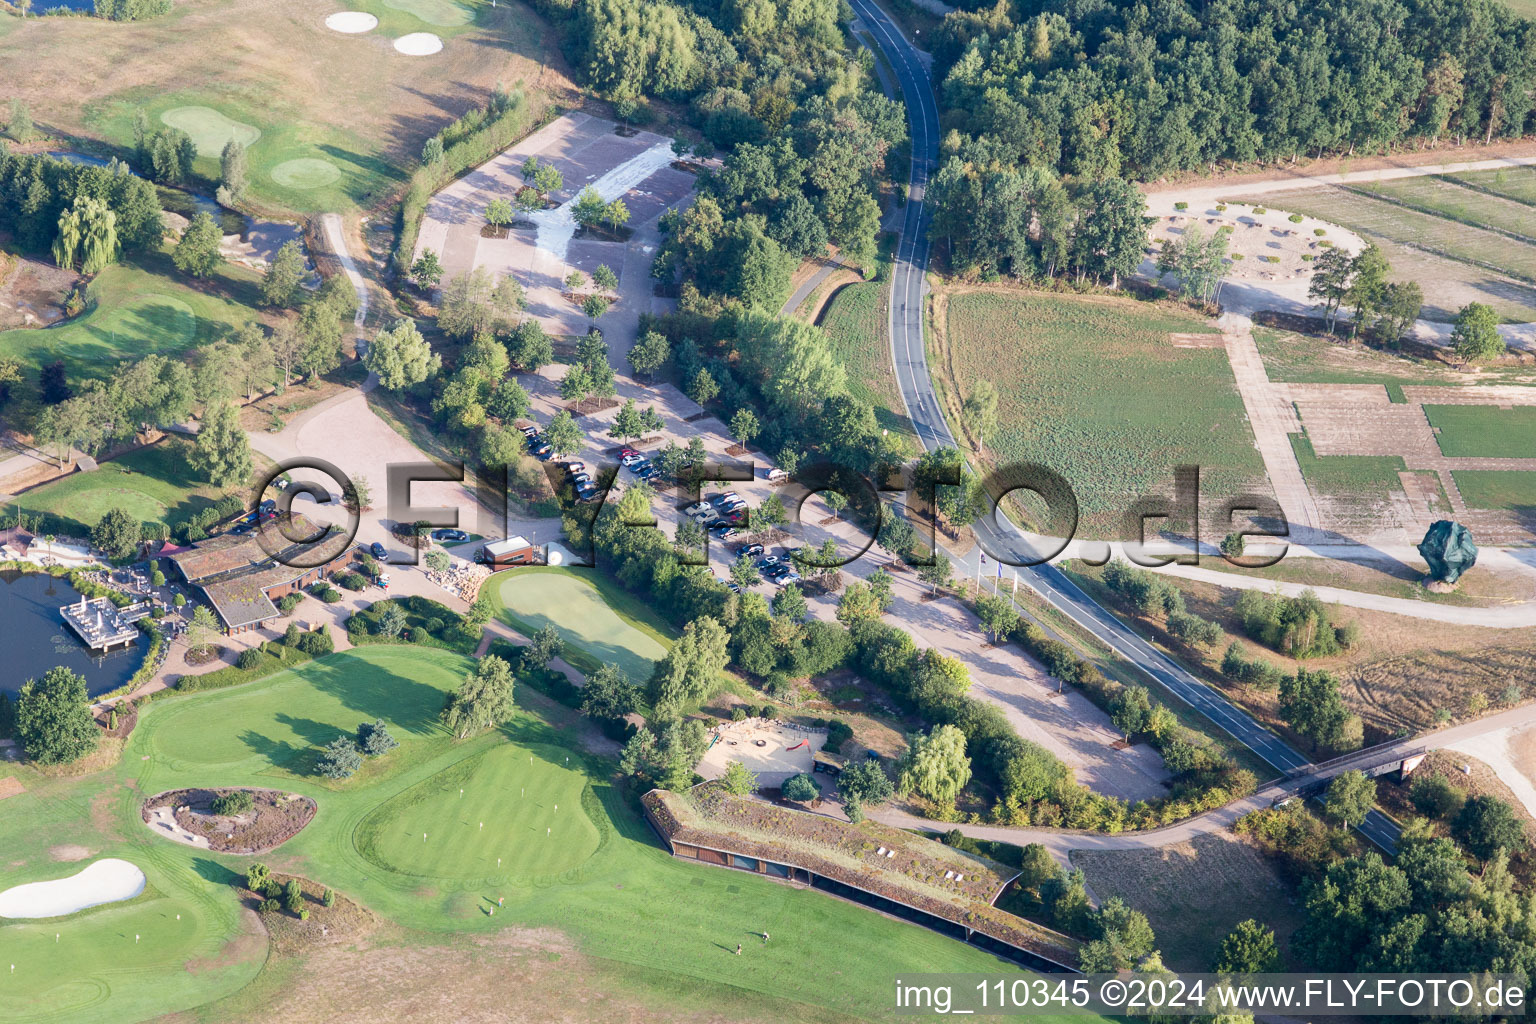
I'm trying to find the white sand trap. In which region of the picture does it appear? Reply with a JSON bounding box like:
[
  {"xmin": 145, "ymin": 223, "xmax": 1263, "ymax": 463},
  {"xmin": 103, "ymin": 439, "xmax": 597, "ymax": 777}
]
[
  {"xmin": 531, "ymin": 141, "xmax": 675, "ymax": 261},
  {"xmin": 394, "ymin": 32, "xmax": 443, "ymax": 55},
  {"xmin": 0, "ymin": 858, "xmax": 146, "ymax": 919},
  {"xmin": 325, "ymin": 10, "xmax": 378, "ymax": 32}
]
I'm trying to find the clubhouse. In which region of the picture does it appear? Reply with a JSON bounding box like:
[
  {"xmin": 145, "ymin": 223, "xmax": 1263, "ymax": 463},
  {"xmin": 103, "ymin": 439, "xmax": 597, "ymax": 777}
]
[{"xmin": 167, "ymin": 515, "xmax": 352, "ymax": 634}]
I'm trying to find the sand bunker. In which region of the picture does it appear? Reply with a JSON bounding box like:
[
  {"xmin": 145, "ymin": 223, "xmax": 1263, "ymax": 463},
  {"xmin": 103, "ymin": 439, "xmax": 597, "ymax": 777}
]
[
  {"xmin": 325, "ymin": 10, "xmax": 378, "ymax": 32},
  {"xmin": 393, "ymin": 32, "xmax": 444, "ymax": 55},
  {"xmin": 0, "ymin": 858, "xmax": 146, "ymax": 919}
]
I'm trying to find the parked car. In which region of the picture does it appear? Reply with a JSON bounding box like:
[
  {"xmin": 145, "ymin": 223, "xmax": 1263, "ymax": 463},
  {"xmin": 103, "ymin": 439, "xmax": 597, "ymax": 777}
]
[
  {"xmin": 533, "ymin": 445, "xmax": 555, "ymax": 461},
  {"xmin": 619, "ymin": 447, "xmax": 641, "ymax": 459},
  {"xmin": 571, "ymin": 473, "xmax": 593, "ymax": 488},
  {"xmin": 525, "ymin": 433, "xmax": 545, "ymax": 450},
  {"xmin": 719, "ymin": 510, "xmax": 747, "ymax": 525},
  {"xmin": 683, "ymin": 501, "xmax": 713, "ymax": 517},
  {"xmin": 576, "ymin": 486, "xmax": 600, "ymax": 503},
  {"xmin": 633, "ymin": 464, "xmax": 657, "ymax": 480},
  {"xmin": 563, "ymin": 460, "xmax": 586, "ymax": 474},
  {"xmin": 709, "ymin": 491, "xmax": 742, "ymax": 506},
  {"xmin": 756, "ymin": 555, "xmax": 780, "ymax": 571},
  {"xmin": 710, "ymin": 525, "xmax": 740, "ymax": 540},
  {"xmin": 734, "ymin": 543, "xmax": 765, "ymax": 559},
  {"xmin": 621, "ymin": 453, "xmax": 645, "ymax": 468},
  {"xmin": 370, "ymin": 541, "xmax": 388, "ymax": 559},
  {"xmin": 431, "ymin": 529, "xmax": 469, "ymax": 543},
  {"xmin": 520, "ymin": 424, "xmax": 539, "ymax": 438}
]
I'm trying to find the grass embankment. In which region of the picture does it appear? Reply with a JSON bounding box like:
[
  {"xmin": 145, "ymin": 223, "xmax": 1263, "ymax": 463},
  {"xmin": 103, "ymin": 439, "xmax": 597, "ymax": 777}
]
[
  {"xmin": 818, "ymin": 281, "xmax": 918, "ymax": 452},
  {"xmin": 936, "ymin": 288, "xmax": 1268, "ymax": 537},
  {"xmin": 7, "ymin": 439, "xmax": 229, "ymax": 536}
]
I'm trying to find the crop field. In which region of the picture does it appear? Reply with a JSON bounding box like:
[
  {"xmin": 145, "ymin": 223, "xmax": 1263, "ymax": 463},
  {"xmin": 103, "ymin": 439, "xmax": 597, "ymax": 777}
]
[
  {"xmin": 1250, "ymin": 326, "xmax": 1536, "ymax": 390},
  {"xmin": 1073, "ymin": 834, "xmax": 1304, "ymax": 971},
  {"xmin": 1289, "ymin": 434, "xmax": 1408, "ymax": 502},
  {"xmin": 1235, "ymin": 186, "xmax": 1536, "ymax": 322},
  {"xmin": 0, "ymin": 259, "xmax": 259, "ymax": 380},
  {"xmin": 1352, "ymin": 176, "xmax": 1536, "ymax": 243},
  {"xmin": 1425, "ymin": 404, "xmax": 1536, "ymax": 457},
  {"xmin": 8, "ymin": 440, "xmax": 234, "ymax": 536},
  {"xmin": 1452, "ymin": 470, "xmax": 1536, "ymax": 511},
  {"xmin": 3, "ymin": 0, "xmax": 573, "ymax": 215},
  {"xmin": 1449, "ymin": 165, "xmax": 1536, "ymax": 205},
  {"xmin": 939, "ymin": 289, "xmax": 1268, "ymax": 537},
  {"xmin": 489, "ymin": 567, "xmax": 671, "ymax": 682},
  {"xmin": 818, "ymin": 282, "xmax": 917, "ymax": 450},
  {"xmin": 0, "ymin": 644, "xmax": 1057, "ymax": 1024}
]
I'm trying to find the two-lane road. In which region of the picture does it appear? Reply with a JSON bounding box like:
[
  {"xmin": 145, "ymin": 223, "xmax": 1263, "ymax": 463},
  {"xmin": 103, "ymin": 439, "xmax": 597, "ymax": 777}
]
[{"xmin": 847, "ymin": 0, "xmax": 1402, "ymax": 851}]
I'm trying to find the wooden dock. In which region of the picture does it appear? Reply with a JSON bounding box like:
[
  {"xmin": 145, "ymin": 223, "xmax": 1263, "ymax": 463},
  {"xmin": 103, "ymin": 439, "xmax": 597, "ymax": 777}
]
[{"xmin": 59, "ymin": 596, "xmax": 143, "ymax": 651}]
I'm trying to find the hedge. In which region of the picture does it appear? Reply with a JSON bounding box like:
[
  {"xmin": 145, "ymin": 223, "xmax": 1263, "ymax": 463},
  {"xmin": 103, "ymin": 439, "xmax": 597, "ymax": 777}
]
[{"xmin": 171, "ymin": 641, "xmax": 315, "ymax": 695}]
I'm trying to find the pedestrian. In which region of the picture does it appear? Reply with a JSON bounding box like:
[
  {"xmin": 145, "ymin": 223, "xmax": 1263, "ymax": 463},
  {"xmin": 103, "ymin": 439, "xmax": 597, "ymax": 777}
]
[
  {"xmin": 763, "ymin": 931, "xmax": 769, "ymax": 944},
  {"xmin": 735, "ymin": 943, "xmax": 742, "ymax": 955}
]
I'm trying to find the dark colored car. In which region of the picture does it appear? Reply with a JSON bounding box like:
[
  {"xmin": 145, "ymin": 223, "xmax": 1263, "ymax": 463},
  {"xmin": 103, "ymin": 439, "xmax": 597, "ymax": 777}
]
[
  {"xmin": 734, "ymin": 543, "xmax": 765, "ymax": 559},
  {"xmin": 431, "ymin": 529, "xmax": 469, "ymax": 542},
  {"xmin": 370, "ymin": 541, "xmax": 388, "ymax": 559}
]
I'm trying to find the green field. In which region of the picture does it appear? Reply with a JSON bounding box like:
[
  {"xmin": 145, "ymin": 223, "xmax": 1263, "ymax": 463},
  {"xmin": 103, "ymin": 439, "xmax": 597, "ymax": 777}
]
[
  {"xmin": 384, "ymin": 0, "xmax": 476, "ymax": 25},
  {"xmin": 0, "ymin": 643, "xmax": 1059, "ymax": 1023},
  {"xmin": 942, "ymin": 290, "xmax": 1268, "ymax": 537},
  {"xmin": 489, "ymin": 566, "xmax": 670, "ymax": 681},
  {"xmin": 819, "ymin": 282, "xmax": 916, "ymax": 451},
  {"xmin": 1237, "ymin": 186, "xmax": 1536, "ymax": 322},
  {"xmin": 7, "ymin": 440, "xmax": 233, "ymax": 536},
  {"xmin": 1452, "ymin": 470, "xmax": 1536, "ymax": 510},
  {"xmin": 357, "ymin": 744, "xmax": 599, "ymax": 880},
  {"xmin": 1250, "ymin": 326, "xmax": 1536, "ymax": 390},
  {"xmin": 159, "ymin": 106, "xmax": 262, "ymax": 158},
  {"xmin": 1425, "ymin": 404, "xmax": 1536, "ymax": 458},
  {"xmin": 0, "ymin": 260, "xmax": 258, "ymax": 380},
  {"xmin": 1290, "ymin": 434, "xmax": 1409, "ymax": 500},
  {"xmin": 1449, "ymin": 166, "xmax": 1536, "ymax": 205}
]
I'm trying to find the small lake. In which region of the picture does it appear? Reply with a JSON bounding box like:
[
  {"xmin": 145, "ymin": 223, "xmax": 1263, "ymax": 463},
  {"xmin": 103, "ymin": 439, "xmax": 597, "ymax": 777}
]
[
  {"xmin": 38, "ymin": 0, "xmax": 95, "ymax": 12},
  {"xmin": 0, "ymin": 571, "xmax": 143, "ymax": 698}
]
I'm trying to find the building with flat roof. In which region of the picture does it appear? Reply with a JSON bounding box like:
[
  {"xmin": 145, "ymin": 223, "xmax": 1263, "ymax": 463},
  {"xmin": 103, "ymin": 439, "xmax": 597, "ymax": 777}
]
[
  {"xmin": 167, "ymin": 515, "xmax": 353, "ymax": 633},
  {"xmin": 482, "ymin": 536, "xmax": 537, "ymax": 567}
]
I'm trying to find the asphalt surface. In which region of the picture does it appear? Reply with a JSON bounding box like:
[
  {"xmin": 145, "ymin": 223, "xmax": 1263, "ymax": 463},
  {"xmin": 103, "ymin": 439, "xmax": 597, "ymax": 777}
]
[{"xmin": 848, "ymin": 0, "xmax": 1402, "ymax": 852}]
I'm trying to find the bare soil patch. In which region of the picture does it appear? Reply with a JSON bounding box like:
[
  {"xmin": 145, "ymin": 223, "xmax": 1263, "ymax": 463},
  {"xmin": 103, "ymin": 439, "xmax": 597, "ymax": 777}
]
[
  {"xmin": 0, "ymin": 776, "xmax": 23, "ymax": 801},
  {"xmin": 143, "ymin": 787, "xmax": 317, "ymax": 854},
  {"xmin": 48, "ymin": 843, "xmax": 93, "ymax": 861},
  {"xmin": 0, "ymin": 253, "xmax": 76, "ymax": 330}
]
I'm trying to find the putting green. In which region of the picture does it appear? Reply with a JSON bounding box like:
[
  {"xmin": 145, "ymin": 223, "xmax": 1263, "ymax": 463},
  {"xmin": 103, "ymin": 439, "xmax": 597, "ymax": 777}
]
[
  {"xmin": 268, "ymin": 158, "xmax": 343, "ymax": 190},
  {"xmin": 146, "ymin": 646, "xmax": 470, "ymax": 774},
  {"xmin": 491, "ymin": 569, "xmax": 668, "ymax": 682},
  {"xmin": 384, "ymin": 0, "xmax": 473, "ymax": 26},
  {"xmin": 159, "ymin": 107, "xmax": 261, "ymax": 158},
  {"xmin": 356, "ymin": 744, "xmax": 599, "ymax": 882}
]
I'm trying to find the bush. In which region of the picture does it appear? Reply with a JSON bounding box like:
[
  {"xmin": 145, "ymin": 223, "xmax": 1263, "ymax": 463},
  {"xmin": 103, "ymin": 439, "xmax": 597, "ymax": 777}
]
[
  {"xmin": 236, "ymin": 648, "xmax": 263, "ymax": 670},
  {"xmin": 1253, "ymin": 206, "xmax": 1267, "ymax": 214},
  {"xmin": 759, "ymin": 704, "xmax": 777, "ymax": 719},
  {"xmin": 283, "ymin": 623, "xmax": 303, "ymax": 647},
  {"xmin": 297, "ymin": 628, "xmax": 334, "ymax": 656},
  {"xmin": 334, "ymin": 572, "xmax": 367, "ymax": 591},
  {"xmin": 310, "ymin": 583, "xmax": 342, "ymax": 603},
  {"xmin": 1288, "ymin": 212, "xmax": 1303, "ymax": 223},
  {"xmin": 1301, "ymin": 254, "xmax": 1315, "ymax": 262},
  {"xmin": 1410, "ymin": 772, "xmax": 1464, "ymax": 819},
  {"xmin": 1173, "ymin": 201, "xmax": 1188, "ymax": 211},
  {"xmin": 322, "ymin": 888, "xmax": 336, "ymax": 907},
  {"xmin": 1313, "ymin": 228, "xmax": 1327, "ymax": 236},
  {"xmin": 782, "ymin": 773, "xmax": 818, "ymax": 802},
  {"xmin": 409, "ymin": 626, "xmax": 429, "ymax": 643},
  {"xmin": 824, "ymin": 718, "xmax": 853, "ymax": 751},
  {"xmin": 211, "ymin": 790, "xmax": 254, "ymax": 816},
  {"xmin": 278, "ymin": 593, "xmax": 303, "ymax": 614},
  {"xmin": 1215, "ymin": 203, "xmax": 1227, "ymax": 212},
  {"xmin": 730, "ymin": 706, "xmax": 747, "ymax": 722}
]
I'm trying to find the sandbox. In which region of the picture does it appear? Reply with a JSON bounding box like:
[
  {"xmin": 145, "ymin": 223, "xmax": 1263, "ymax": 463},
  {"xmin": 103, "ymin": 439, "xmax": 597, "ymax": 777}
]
[
  {"xmin": 393, "ymin": 32, "xmax": 444, "ymax": 55},
  {"xmin": 0, "ymin": 858, "xmax": 146, "ymax": 919},
  {"xmin": 697, "ymin": 719, "xmax": 824, "ymax": 785},
  {"xmin": 324, "ymin": 10, "xmax": 378, "ymax": 32}
]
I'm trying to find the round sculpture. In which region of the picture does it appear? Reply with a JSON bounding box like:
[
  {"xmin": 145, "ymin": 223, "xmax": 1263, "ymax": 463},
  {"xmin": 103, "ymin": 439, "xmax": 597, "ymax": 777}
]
[{"xmin": 1418, "ymin": 520, "xmax": 1478, "ymax": 586}]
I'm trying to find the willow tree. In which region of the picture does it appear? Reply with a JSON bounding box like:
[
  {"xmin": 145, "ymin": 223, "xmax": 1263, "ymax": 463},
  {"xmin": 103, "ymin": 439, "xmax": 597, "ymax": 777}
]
[{"xmin": 52, "ymin": 197, "xmax": 119, "ymax": 274}]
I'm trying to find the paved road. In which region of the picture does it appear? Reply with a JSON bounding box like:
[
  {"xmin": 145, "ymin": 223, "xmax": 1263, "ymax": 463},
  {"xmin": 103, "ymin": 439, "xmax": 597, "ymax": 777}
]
[{"xmin": 847, "ymin": 0, "xmax": 1407, "ymax": 850}]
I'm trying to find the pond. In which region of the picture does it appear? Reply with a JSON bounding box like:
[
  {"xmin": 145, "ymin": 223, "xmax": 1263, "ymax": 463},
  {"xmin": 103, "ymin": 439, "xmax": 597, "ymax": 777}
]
[
  {"xmin": 0, "ymin": 571, "xmax": 143, "ymax": 697},
  {"xmin": 38, "ymin": 0, "xmax": 96, "ymax": 13}
]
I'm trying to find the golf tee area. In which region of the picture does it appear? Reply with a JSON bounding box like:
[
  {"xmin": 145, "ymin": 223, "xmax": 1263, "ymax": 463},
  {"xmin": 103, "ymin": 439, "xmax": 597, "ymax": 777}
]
[{"xmin": 0, "ymin": 631, "xmax": 1053, "ymax": 1024}]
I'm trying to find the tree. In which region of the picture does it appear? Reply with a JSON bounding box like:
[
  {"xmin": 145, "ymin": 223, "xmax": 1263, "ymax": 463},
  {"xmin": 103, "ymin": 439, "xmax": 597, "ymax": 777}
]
[
  {"xmin": 592, "ymin": 264, "xmax": 619, "ymax": 291},
  {"xmin": 782, "ymin": 773, "xmax": 818, "ymax": 803},
  {"xmin": 628, "ymin": 330, "xmax": 669, "ymax": 379},
  {"xmin": 1111, "ymin": 686, "xmax": 1152, "ymax": 741},
  {"xmin": 1279, "ymin": 668, "xmax": 1361, "ymax": 753},
  {"xmin": 16, "ymin": 666, "xmax": 96, "ymax": 765},
  {"xmin": 544, "ymin": 409, "xmax": 583, "ymax": 456},
  {"xmin": 190, "ymin": 401, "xmax": 253, "ymax": 488},
  {"xmin": 484, "ymin": 197, "xmax": 514, "ymax": 228},
  {"xmin": 918, "ymin": 554, "xmax": 952, "ymax": 595},
  {"xmin": 975, "ymin": 593, "xmax": 1018, "ymax": 643},
  {"xmin": 283, "ymin": 878, "xmax": 304, "ymax": 913},
  {"xmin": 1372, "ymin": 281, "xmax": 1423, "ymax": 345},
  {"xmin": 377, "ymin": 602, "xmax": 409, "ymax": 638},
  {"xmin": 773, "ymin": 583, "xmax": 807, "ymax": 622},
  {"xmin": 422, "ymin": 136, "xmax": 444, "ymax": 165},
  {"xmin": 1308, "ymin": 247, "xmax": 1355, "ymax": 334},
  {"xmin": 1070, "ymin": 177, "xmax": 1148, "ymax": 287},
  {"xmin": 92, "ymin": 507, "xmax": 141, "ymax": 560},
  {"xmin": 410, "ymin": 249, "xmax": 443, "ymax": 291},
  {"xmin": 648, "ymin": 616, "xmax": 731, "ymax": 717},
  {"xmin": 898, "ymin": 724, "xmax": 972, "ymax": 805},
  {"xmin": 261, "ymin": 240, "xmax": 306, "ymax": 307},
  {"xmin": 357, "ymin": 719, "xmax": 398, "ymax": 757},
  {"xmin": 1215, "ymin": 919, "xmax": 1280, "ymax": 974},
  {"xmin": 835, "ymin": 582, "xmax": 882, "ymax": 624},
  {"xmin": 1344, "ymin": 244, "xmax": 1390, "ymax": 339},
  {"xmin": 365, "ymin": 318, "xmax": 441, "ymax": 391},
  {"xmin": 219, "ymin": 139, "xmax": 248, "ymax": 203},
  {"xmin": 730, "ymin": 555, "xmax": 761, "ymax": 589},
  {"xmin": 962, "ymin": 379, "xmax": 999, "ymax": 449},
  {"xmin": 688, "ymin": 368, "xmax": 719, "ymax": 406},
  {"xmin": 148, "ymin": 128, "xmax": 197, "ymax": 184},
  {"xmin": 573, "ymin": 187, "xmax": 606, "ymax": 228},
  {"xmin": 486, "ymin": 378, "xmax": 530, "ymax": 423},
  {"xmin": 316, "ymin": 736, "xmax": 363, "ymax": 779},
  {"xmin": 1079, "ymin": 897, "xmax": 1158, "ymax": 971},
  {"xmin": 52, "ymin": 196, "xmax": 119, "ymax": 275},
  {"xmin": 721, "ymin": 759, "xmax": 758, "ymax": 795},
  {"xmin": 1455, "ymin": 795, "xmax": 1524, "ymax": 861},
  {"xmin": 580, "ymin": 294, "xmax": 611, "ymax": 322},
  {"xmin": 6, "ymin": 98, "xmax": 35, "ymax": 143},
  {"xmin": 1410, "ymin": 772, "xmax": 1464, "ymax": 819},
  {"xmin": 565, "ymin": 270, "xmax": 587, "ymax": 291},
  {"xmin": 1451, "ymin": 302, "xmax": 1504, "ymax": 364},
  {"xmin": 838, "ymin": 758, "xmax": 894, "ymax": 819},
  {"xmin": 442, "ymin": 655, "xmax": 517, "ymax": 738},
  {"xmin": 187, "ymin": 605, "xmax": 221, "ymax": 657},
  {"xmin": 729, "ymin": 408, "xmax": 760, "ymax": 450},
  {"xmin": 173, "ymin": 211, "xmax": 223, "ymax": 278},
  {"xmin": 522, "ymin": 624, "xmax": 565, "ymax": 669},
  {"xmin": 1324, "ymin": 769, "xmax": 1377, "ymax": 828},
  {"xmin": 580, "ymin": 664, "xmax": 641, "ymax": 722}
]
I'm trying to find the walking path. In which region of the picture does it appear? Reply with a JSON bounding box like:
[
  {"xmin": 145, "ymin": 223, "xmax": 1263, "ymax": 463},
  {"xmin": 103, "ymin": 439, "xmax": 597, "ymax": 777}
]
[
  {"xmin": 320, "ymin": 212, "xmax": 370, "ymax": 353},
  {"xmin": 473, "ymin": 618, "xmax": 585, "ymax": 686}
]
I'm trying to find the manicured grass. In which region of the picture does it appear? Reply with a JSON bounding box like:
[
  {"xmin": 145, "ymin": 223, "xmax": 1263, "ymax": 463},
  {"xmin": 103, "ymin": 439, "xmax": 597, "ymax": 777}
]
[
  {"xmin": 1425, "ymin": 404, "xmax": 1536, "ymax": 458},
  {"xmin": 159, "ymin": 106, "xmax": 262, "ymax": 158},
  {"xmin": 383, "ymin": 0, "xmax": 476, "ymax": 25},
  {"xmin": 1290, "ymin": 433, "xmax": 1408, "ymax": 500},
  {"xmin": 9, "ymin": 440, "xmax": 230, "ymax": 536},
  {"xmin": 0, "ymin": 259, "xmax": 260, "ymax": 379},
  {"xmin": 1452, "ymin": 469, "xmax": 1536, "ymax": 510},
  {"xmin": 819, "ymin": 281, "xmax": 916, "ymax": 450},
  {"xmin": 2, "ymin": 645, "xmax": 1067, "ymax": 1023},
  {"xmin": 488, "ymin": 566, "xmax": 670, "ymax": 681},
  {"xmin": 941, "ymin": 290, "xmax": 1267, "ymax": 536},
  {"xmin": 357, "ymin": 744, "xmax": 599, "ymax": 881}
]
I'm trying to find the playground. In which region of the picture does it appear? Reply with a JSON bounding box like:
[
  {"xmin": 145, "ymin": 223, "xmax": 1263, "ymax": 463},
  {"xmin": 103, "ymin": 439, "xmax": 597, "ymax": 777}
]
[
  {"xmin": 488, "ymin": 566, "xmax": 670, "ymax": 682},
  {"xmin": 697, "ymin": 719, "xmax": 823, "ymax": 785}
]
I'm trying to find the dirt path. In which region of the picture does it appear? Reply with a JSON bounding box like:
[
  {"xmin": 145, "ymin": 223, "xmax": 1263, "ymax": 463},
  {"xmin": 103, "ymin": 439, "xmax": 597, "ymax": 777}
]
[{"xmin": 473, "ymin": 619, "xmax": 585, "ymax": 686}]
